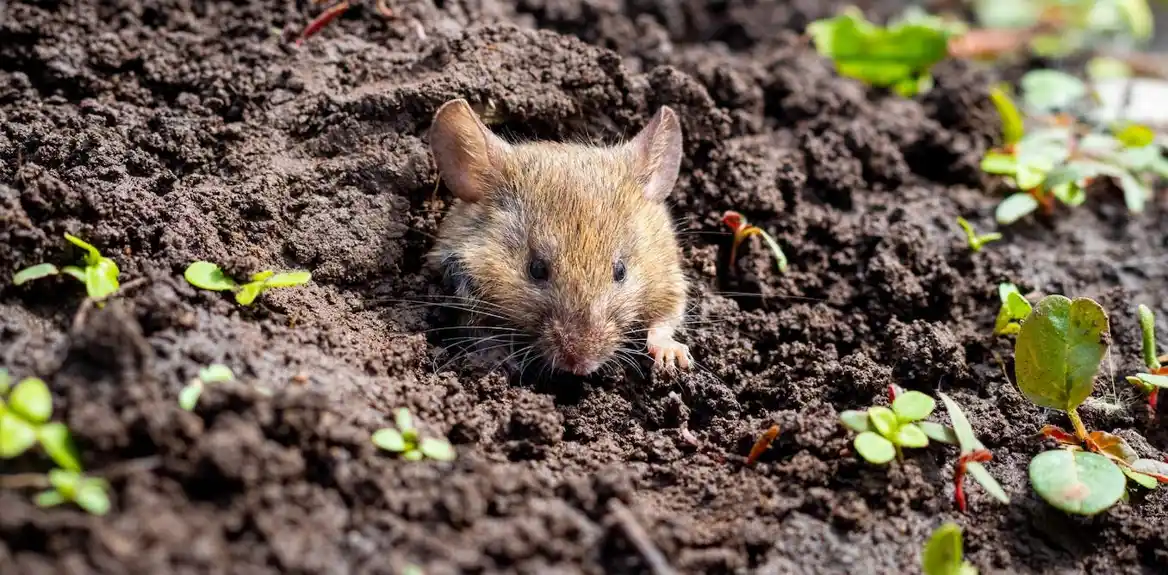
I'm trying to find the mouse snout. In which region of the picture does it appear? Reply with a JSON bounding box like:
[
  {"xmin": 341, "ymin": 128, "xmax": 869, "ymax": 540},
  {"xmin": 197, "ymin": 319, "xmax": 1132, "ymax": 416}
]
[{"xmin": 548, "ymin": 315, "xmax": 612, "ymax": 376}]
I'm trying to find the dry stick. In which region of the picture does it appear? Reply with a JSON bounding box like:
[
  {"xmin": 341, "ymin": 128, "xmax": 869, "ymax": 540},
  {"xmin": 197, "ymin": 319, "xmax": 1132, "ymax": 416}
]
[
  {"xmin": 70, "ymin": 277, "xmax": 149, "ymax": 334},
  {"xmin": 608, "ymin": 500, "xmax": 678, "ymax": 575}
]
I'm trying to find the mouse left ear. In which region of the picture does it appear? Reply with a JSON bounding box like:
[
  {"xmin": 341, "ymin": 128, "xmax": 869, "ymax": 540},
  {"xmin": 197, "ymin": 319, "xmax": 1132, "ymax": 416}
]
[{"xmin": 626, "ymin": 106, "xmax": 683, "ymax": 202}]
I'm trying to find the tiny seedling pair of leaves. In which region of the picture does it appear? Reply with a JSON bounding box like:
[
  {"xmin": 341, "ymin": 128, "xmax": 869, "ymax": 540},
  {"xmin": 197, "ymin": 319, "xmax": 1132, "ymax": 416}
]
[
  {"xmin": 993, "ymin": 283, "xmax": 1033, "ymax": 336},
  {"xmin": 184, "ymin": 261, "xmax": 311, "ymax": 306},
  {"xmin": 35, "ymin": 468, "xmax": 110, "ymax": 516},
  {"xmin": 921, "ymin": 522, "xmax": 978, "ymax": 575},
  {"xmin": 956, "ymin": 217, "xmax": 1001, "ymax": 252},
  {"xmin": 12, "ymin": 234, "xmax": 120, "ymax": 300},
  {"xmin": 938, "ymin": 392, "xmax": 1010, "ymax": 509},
  {"xmin": 840, "ymin": 391, "xmax": 950, "ymax": 464},
  {"xmin": 721, "ymin": 211, "xmax": 788, "ymax": 273},
  {"xmin": 179, "ymin": 364, "xmax": 235, "ymax": 411},
  {"xmin": 982, "ymin": 127, "xmax": 1082, "ymax": 225},
  {"xmin": 807, "ymin": 7, "xmax": 952, "ymax": 97},
  {"xmin": 371, "ymin": 408, "xmax": 457, "ymax": 462},
  {"xmin": 0, "ymin": 372, "xmax": 81, "ymax": 472}
]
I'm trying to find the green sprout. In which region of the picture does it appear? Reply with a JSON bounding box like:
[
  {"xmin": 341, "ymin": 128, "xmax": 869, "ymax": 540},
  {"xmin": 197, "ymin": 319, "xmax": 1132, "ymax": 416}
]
[
  {"xmin": 179, "ymin": 364, "xmax": 235, "ymax": 411},
  {"xmin": 807, "ymin": 7, "xmax": 953, "ymax": 97},
  {"xmin": 938, "ymin": 392, "xmax": 1010, "ymax": 512},
  {"xmin": 956, "ymin": 217, "xmax": 1002, "ymax": 252},
  {"xmin": 0, "ymin": 373, "xmax": 81, "ymax": 472},
  {"xmin": 1125, "ymin": 304, "xmax": 1168, "ymax": 415},
  {"xmin": 993, "ymin": 283, "xmax": 1032, "ymax": 336},
  {"xmin": 839, "ymin": 389, "xmax": 954, "ymax": 464},
  {"xmin": 184, "ymin": 261, "xmax": 312, "ymax": 306},
  {"xmin": 34, "ymin": 468, "xmax": 110, "ymax": 516},
  {"xmin": 11, "ymin": 233, "xmax": 120, "ymax": 300},
  {"xmin": 371, "ymin": 408, "xmax": 457, "ymax": 462},
  {"xmin": 971, "ymin": 0, "xmax": 1154, "ymax": 58},
  {"xmin": 921, "ymin": 522, "xmax": 977, "ymax": 575}
]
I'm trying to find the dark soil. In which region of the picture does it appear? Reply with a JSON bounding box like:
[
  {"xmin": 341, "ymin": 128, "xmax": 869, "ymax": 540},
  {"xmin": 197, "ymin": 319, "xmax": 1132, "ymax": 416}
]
[{"xmin": 2, "ymin": 1, "xmax": 1167, "ymax": 573}]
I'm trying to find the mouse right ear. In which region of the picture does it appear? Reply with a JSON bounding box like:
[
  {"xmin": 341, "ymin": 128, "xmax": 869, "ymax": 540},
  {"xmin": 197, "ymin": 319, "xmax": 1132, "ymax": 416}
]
[{"xmin": 428, "ymin": 99, "xmax": 511, "ymax": 203}]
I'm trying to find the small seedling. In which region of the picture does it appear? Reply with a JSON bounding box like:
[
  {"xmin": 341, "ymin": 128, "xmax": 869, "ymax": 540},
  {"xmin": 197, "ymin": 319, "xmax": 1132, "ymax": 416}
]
[
  {"xmin": 993, "ymin": 283, "xmax": 1032, "ymax": 336},
  {"xmin": 1125, "ymin": 304, "xmax": 1168, "ymax": 414},
  {"xmin": 745, "ymin": 424, "xmax": 780, "ymax": 466},
  {"xmin": 179, "ymin": 364, "xmax": 235, "ymax": 411},
  {"xmin": 371, "ymin": 408, "xmax": 456, "ymax": 462},
  {"xmin": 34, "ymin": 468, "xmax": 110, "ymax": 516},
  {"xmin": 969, "ymin": 0, "xmax": 1153, "ymax": 59},
  {"xmin": 184, "ymin": 261, "xmax": 312, "ymax": 306},
  {"xmin": 956, "ymin": 217, "xmax": 1002, "ymax": 252},
  {"xmin": 12, "ymin": 233, "xmax": 120, "ymax": 300},
  {"xmin": 807, "ymin": 7, "xmax": 953, "ymax": 97},
  {"xmin": 0, "ymin": 373, "xmax": 81, "ymax": 472},
  {"xmin": 938, "ymin": 392, "xmax": 1010, "ymax": 512},
  {"xmin": 839, "ymin": 389, "xmax": 948, "ymax": 464},
  {"xmin": 921, "ymin": 522, "xmax": 977, "ymax": 575},
  {"xmin": 721, "ymin": 211, "xmax": 788, "ymax": 273}
]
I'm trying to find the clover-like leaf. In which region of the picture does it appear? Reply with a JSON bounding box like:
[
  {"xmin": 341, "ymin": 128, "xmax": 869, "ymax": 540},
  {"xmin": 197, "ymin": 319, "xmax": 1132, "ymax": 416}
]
[
  {"xmin": 38, "ymin": 422, "xmax": 81, "ymax": 472},
  {"xmin": 989, "ymin": 85, "xmax": 1024, "ymax": 146},
  {"xmin": 995, "ymin": 193, "xmax": 1039, "ymax": 226},
  {"xmin": 184, "ymin": 261, "xmax": 238, "ymax": 291},
  {"xmin": 178, "ymin": 383, "xmax": 203, "ymax": 411},
  {"xmin": 13, "ymin": 263, "xmax": 60, "ymax": 286},
  {"xmin": 921, "ymin": 522, "xmax": 969, "ymax": 575},
  {"xmin": 1020, "ymin": 70, "xmax": 1087, "ymax": 113},
  {"xmin": 892, "ymin": 391, "xmax": 935, "ymax": 422},
  {"xmin": 854, "ymin": 431, "xmax": 896, "ymax": 464},
  {"xmin": 867, "ymin": 406, "xmax": 897, "ymax": 437},
  {"xmin": 0, "ymin": 412, "xmax": 38, "ymax": 458},
  {"xmin": 264, "ymin": 271, "xmax": 312, "ymax": 288},
  {"xmin": 918, "ymin": 421, "xmax": 958, "ymax": 445},
  {"xmin": 895, "ymin": 423, "xmax": 929, "ymax": 448},
  {"xmin": 839, "ymin": 410, "xmax": 872, "ymax": 433},
  {"xmin": 807, "ymin": 8, "xmax": 950, "ymax": 95},
  {"xmin": 235, "ymin": 283, "xmax": 265, "ymax": 306},
  {"xmin": 198, "ymin": 364, "xmax": 235, "ymax": 384},
  {"xmin": 1015, "ymin": 295, "xmax": 1109, "ymax": 412},
  {"xmin": 1029, "ymin": 450, "xmax": 1125, "ymax": 515},
  {"xmin": 419, "ymin": 437, "xmax": 457, "ymax": 461},
  {"xmin": 372, "ymin": 428, "xmax": 407, "ymax": 452},
  {"xmin": 9, "ymin": 377, "xmax": 52, "ymax": 424}
]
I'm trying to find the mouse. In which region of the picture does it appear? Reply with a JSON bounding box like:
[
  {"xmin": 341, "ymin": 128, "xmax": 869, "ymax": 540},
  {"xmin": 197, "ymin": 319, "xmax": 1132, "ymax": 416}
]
[{"xmin": 425, "ymin": 98, "xmax": 692, "ymax": 377}]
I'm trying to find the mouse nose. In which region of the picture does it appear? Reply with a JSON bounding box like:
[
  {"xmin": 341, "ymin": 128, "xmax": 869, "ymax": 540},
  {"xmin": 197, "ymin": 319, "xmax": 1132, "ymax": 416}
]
[{"xmin": 550, "ymin": 317, "xmax": 606, "ymax": 374}]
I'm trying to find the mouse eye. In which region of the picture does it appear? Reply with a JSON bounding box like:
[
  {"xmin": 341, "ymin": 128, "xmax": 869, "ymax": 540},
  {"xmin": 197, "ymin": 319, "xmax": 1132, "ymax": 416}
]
[
  {"xmin": 612, "ymin": 259, "xmax": 627, "ymax": 283},
  {"xmin": 528, "ymin": 257, "xmax": 550, "ymax": 282}
]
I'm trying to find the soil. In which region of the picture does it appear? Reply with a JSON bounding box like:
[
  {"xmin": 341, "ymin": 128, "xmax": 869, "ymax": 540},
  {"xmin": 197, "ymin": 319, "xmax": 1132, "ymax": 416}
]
[{"xmin": 2, "ymin": 1, "xmax": 1167, "ymax": 574}]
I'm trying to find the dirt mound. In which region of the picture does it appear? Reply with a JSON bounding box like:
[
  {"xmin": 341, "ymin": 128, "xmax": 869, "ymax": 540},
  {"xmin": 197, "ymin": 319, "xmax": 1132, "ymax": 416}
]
[{"xmin": 2, "ymin": 0, "xmax": 1167, "ymax": 573}]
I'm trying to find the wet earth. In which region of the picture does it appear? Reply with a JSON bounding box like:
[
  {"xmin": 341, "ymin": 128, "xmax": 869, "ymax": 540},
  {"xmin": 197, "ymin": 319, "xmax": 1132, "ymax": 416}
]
[{"xmin": 1, "ymin": 1, "xmax": 1167, "ymax": 573}]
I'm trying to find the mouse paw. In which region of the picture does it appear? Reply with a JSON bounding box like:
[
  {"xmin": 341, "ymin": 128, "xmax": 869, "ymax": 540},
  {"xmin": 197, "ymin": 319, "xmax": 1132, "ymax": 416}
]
[{"xmin": 647, "ymin": 330, "xmax": 692, "ymax": 371}]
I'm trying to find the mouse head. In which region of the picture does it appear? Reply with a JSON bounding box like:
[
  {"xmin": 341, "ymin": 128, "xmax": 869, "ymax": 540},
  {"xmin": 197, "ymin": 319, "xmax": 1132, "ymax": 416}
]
[{"xmin": 428, "ymin": 99, "xmax": 686, "ymax": 376}]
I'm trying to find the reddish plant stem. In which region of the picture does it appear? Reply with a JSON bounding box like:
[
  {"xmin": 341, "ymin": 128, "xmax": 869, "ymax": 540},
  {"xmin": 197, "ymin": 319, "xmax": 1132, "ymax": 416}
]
[
  {"xmin": 746, "ymin": 425, "xmax": 780, "ymax": 466},
  {"xmin": 296, "ymin": 1, "xmax": 351, "ymax": 46},
  {"xmin": 954, "ymin": 449, "xmax": 993, "ymax": 512}
]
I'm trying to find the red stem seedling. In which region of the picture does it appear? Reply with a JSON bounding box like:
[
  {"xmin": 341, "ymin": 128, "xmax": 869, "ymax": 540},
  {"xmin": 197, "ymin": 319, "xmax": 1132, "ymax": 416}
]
[
  {"xmin": 953, "ymin": 449, "xmax": 993, "ymax": 512},
  {"xmin": 721, "ymin": 211, "xmax": 788, "ymax": 273},
  {"xmin": 746, "ymin": 425, "xmax": 780, "ymax": 466}
]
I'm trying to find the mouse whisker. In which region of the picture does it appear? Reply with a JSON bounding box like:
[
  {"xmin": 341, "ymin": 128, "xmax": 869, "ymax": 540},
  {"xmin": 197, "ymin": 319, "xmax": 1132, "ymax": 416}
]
[
  {"xmin": 431, "ymin": 333, "xmax": 524, "ymax": 374},
  {"xmin": 375, "ymin": 296, "xmax": 519, "ymax": 319}
]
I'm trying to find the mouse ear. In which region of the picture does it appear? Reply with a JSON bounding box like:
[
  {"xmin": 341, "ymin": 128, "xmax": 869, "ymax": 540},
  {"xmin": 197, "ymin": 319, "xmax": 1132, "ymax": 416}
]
[
  {"xmin": 626, "ymin": 106, "xmax": 683, "ymax": 202},
  {"xmin": 428, "ymin": 99, "xmax": 511, "ymax": 203}
]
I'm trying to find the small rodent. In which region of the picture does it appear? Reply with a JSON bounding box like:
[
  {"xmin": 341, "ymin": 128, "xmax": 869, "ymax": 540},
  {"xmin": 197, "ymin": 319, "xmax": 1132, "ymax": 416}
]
[{"xmin": 426, "ymin": 98, "xmax": 692, "ymax": 376}]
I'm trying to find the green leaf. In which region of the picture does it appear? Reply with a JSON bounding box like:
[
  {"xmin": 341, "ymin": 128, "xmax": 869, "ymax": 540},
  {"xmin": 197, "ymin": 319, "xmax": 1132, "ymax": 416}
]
[
  {"xmin": 48, "ymin": 468, "xmax": 81, "ymax": 497},
  {"xmin": 921, "ymin": 522, "xmax": 964, "ymax": 575},
  {"xmin": 867, "ymin": 406, "xmax": 897, "ymax": 437},
  {"xmin": 178, "ymin": 383, "xmax": 202, "ymax": 411},
  {"xmin": 995, "ymin": 193, "xmax": 1039, "ymax": 225},
  {"xmin": 839, "ymin": 410, "xmax": 872, "ymax": 433},
  {"xmin": 980, "ymin": 151, "xmax": 1018, "ymax": 175},
  {"xmin": 198, "ymin": 364, "xmax": 235, "ymax": 384},
  {"xmin": 1114, "ymin": 123, "xmax": 1156, "ymax": 148},
  {"xmin": 0, "ymin": 368, "xmax": 9, "ymax": 396},
  {"xmin": 372, "ymin": 428, "xmax": 407, "ymax": 452},
  {"xmin": 918, "ymin": 421, "xmax": 958, "ymax": 445},
  {"xmin": 937, "ymin": 392, "xmax": 983, "ymax": 454},
  {"xmin": 0, "ymin": 412, "xmax": 38, "ymax": 458},
  {"xmin": 1117, "ymin": 0, "xmax": 1154, "ymax": 41},
  {"xmin": 956, "ymin": 217, "xmax": 1001, "ymax": 252},
  {"xmin": 1086, "ymin": 56, "xmax": 1133, "ymax": 80},
  {"xmin": 35, "ymin": 490, "xmax": 67, "ymax": 508},
  {"xmin": 394, "ymin": 408, "xmax": 416, "ymax": 433},
  {"xmin": 854, "ymin": 431, "xmax": 896, "ymax": 464},
  {"xmin": 807, "ymin": 9, "xmax": 950, "ymax": 94},
  {"xmin": 967, "ymin": 461, "xmax": 1010, "ymax": 504},
  {"xmin": 1020, "ymin": 70, "xmax": 1087, "ymax": 113},
  {"xmin": 1131, "ymin": 458, "xmax": 1168, "ymax": 479},
  {"xmin": 74, "ymin": 478, "xmax": 111, "ymax": 515},
  {"xmin": 403, "ymin": 449, "xmax": 424, "ymax": 461},
  {"xmin": 250, "ymin": 270, "xmax": 275, "ymax": 282},
  {"xmin": 995, "ymin": 283, "xmax": 1031, "ymax": 336},
  {"xmin": 990, "ymin": 86, "xmax": 1024, "ymax": 145},
  {"xmin": 895, "ymin": 423, "xmax": 929, "ymax": 448},
  {"xmin": 756, "ymin": 229, "xmax": 789, "ymax": 273},
  {"xmin": 9, "ymin": 377, "xmax": 52, "ymax": 424},
  {"xmin": 38, "ymin": 422, "xmax": 81, "ymax": 472},
  {"xmin": 235, "ymin": 283, "xmax": 265, "ymax": 306},
  {"xmin": 1014, "ymin": 295, "xmax": 1109, "ymax": 412},
  {"xmin": 85, "ymin": 258, "xmax": 120, "ymax": 300},
  {"xmin": 1050, "ymin": 183, "xmax": 1085, "ymax": 208},
  {"xmin": 419, "ymin": 437, "xmax": 457, "ymax": 461},
  {"xmin": 1029, "ymin": 450, "xmax": 1126, "ymax": 515},
  {"xmin": 1118, "ymin": 172, "xmax": 1149, "ymax": 213},
  {"xmin": 13, "ymin": 263, "xmax": 60, "ymax": 286},
  {"xmin": 184, "ymin": 261, "xmax": 238, "ymax": 291},
  {"xmin": 63, "ymin": 233, "xmax": 103, "ymax": 264},
  {"xmin": 892, "ymin": 391, "xmax": 935, "ymax": 422},
  {"xmin": 61, "ymin": 266, "xmax": 86, "ymax": 283},
  {"xmin": 1122, "ymin": 466, "xmax": 1159, "ymax": 489},
  {"xmin": 263, "ymin": 271, "xmax": 312, "ymax": 288},
  {"xmin": 1127, "ymin": 373, "xmax": 1168, "ymax": 389}
]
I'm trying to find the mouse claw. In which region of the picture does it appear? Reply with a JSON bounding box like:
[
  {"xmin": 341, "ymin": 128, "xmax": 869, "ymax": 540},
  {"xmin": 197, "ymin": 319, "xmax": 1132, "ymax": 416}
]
[{"xmin": 648, "ymin": 336, "xmax": 692, "ymax": 371}]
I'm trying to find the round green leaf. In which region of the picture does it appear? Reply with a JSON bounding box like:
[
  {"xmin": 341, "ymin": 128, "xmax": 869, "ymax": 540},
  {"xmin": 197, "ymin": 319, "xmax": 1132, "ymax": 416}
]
[
  {"xmin": 394, "ymin": 408, "xmax": 415, "ymax": 433},
  {"xmin": 966, "ymin": 461, "xmax": 1010, "ymax": 504},
  {"xmin": 1115, "ymin": 123, "xmax": 1155, "ymax": 148},
  {"xmin": 1087, "ymin": 56, "xmax": 1132, "ymax": 80},
  {"xmin": 9, "ymin": 377, "xmax": 52, "ymax": 424},
  {"xmin": 372, "ymin": 428, "xmax": 406, "ymax": 452},
  {"xmin": 38, "ymin": 422, "xmax": 81, "ymax": 472},
  {"xmin": 892, "ymin": 391, "xmax": 935, "ymax": 422},
  {"xmin": 403, "ymin": 449, "xmax": 424, "ymax": 461},
  {"xmin": 1014, "ymin": 295, "xmax": 1109, "ymax": 412},
  {"xmin": 198, "ymin": 364, "xmax": 235, "ymax": 384},
  {"xmin": 854, "ymin": 431, "xmax": 896, "ymax": 464},
  {"xmin": 1029, "ymin": 450, "xmax": 1125, "ymax": 515},
  {"xmin": 980, "ymin": 151, "xmax": 1018, "ymax": 175},
  {"xmin": 47, "ymin": 468, "xmax": 81, "ymax": 497},
  {"xmin": 264, "ymin": 271, "xmax": 312, "ymax": 288},
  {"xmin": 1020, "ymin": 69, "xmax": 1087, "ymax": 113},
  {"xmin": 179, "ymin": 384, "xmax": 203, "ymax": 411},
  {"xmin": 1122, "ymin": 466, "xmax": 1158, "ymax": 489},
  {"xmin": 917, "ymin": 421, "xmax": 958, "ymax": 445},
  {"xmin": 921, "ymin": 522, "xmax": 963, "ymax": 575},
  {"xmin": 35, "ymin": 490, "xmax": 67, "ymax": 508},
  {"xmin": 995, "ymin": 193, "xmax": 1039, "ymax": 225},
  {"xmin": 75, "ymin": 479, "xmax": 111, "ymax": 516},
  {"xmin": 13, "ymin": 263, "xmax": 60, "ymax": 286},
  {"xmin": 895, "ymin": 423, "xmax": 929, "ymax": 448},
  {"xmin": 419, "ymin": 437, "xmax": 457, "ymax": 461},
  {"xmin": 184, "ymin": 261, "xmax": 237, "ymax": 291},
  {"xmin": 839, "ymin": 410, "xmax": 872, "ymax": 433},
  {"xmin": 235, "ymin": 283, "xmax": 265, "ymax": 306},
  {"xmin": 0, "ymin": 412, "xmax": 38, "ymax": 458},
  {"xmin": 85, "ymin": 259, "xmax": 120, "ymax": 300}
]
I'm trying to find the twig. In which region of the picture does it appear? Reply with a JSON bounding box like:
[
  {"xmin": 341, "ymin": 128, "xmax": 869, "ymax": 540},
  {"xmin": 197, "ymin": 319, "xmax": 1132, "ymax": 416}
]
[
  {"xmin": 608, "ymin": 500, "xmax": 678, "ymax": 575},
  {"xmin": 70, "ymin": 277, "xmax": 149, "ymax": 334}
]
